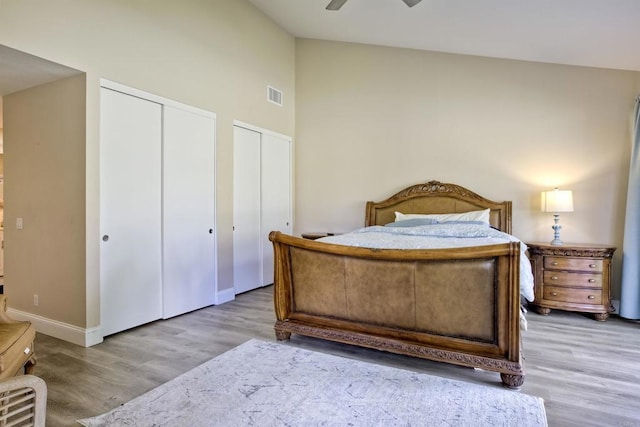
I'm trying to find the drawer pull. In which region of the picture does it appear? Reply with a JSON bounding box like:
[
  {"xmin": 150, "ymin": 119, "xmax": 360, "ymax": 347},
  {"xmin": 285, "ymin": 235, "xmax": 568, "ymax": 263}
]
[
  {"xmin": 589, "ymin": 264, "xmax": 597, "ymax": 268},
  {"xmin": 551, "ymin": 276, "xmax": 558, "ymax": 280},
  {"xmin": 588, "ymin": 279, "xmax": 596, "ymax": 283},
  {"xmin": 550, "ymin": 292, "xmax": 558, "ymax": 296},
  {"xmin": 551, "ymin": 261, "xmax": 559, "ymax": 266},
  {"xmin": 588, "ymin": 295, "xmax": 595, "ymax": 299}
]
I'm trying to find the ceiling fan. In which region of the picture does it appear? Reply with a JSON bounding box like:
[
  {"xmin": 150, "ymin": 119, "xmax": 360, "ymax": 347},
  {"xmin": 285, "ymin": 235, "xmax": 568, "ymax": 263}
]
[{"xmin": 326, "ymin": 0, "xmax": 422, "ymax": 10}]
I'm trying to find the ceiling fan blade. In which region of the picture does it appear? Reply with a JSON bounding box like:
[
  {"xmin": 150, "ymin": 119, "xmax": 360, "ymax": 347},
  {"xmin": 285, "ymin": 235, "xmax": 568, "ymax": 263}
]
[
  {"xmin": 402, "ymin": 0, "xmax": 422, "ymax": 7},
  {"xmin": 326, "ymin": 0, "xmax": 348, "ymax": 10}
]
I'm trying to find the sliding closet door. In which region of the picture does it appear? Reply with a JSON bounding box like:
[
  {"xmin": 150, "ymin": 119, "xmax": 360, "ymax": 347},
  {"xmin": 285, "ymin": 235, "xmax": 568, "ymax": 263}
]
[
  {"xmin": 162, "ymin": 105, "xmax": 216, "ymax": 318},
  {"xmin": 100, "ymin": 88, "xmax": 163, "ymax": 336},
  {"xmin": 261, "ymin": 133, "xmax": 292, "ymax": 286},
  {"xmin": 233, "ymin": 124, "xmax": 292, "ymax": 294},
  {"xmin": 233, "ymin": 126, "xmax": 262, "ymax": 294}
]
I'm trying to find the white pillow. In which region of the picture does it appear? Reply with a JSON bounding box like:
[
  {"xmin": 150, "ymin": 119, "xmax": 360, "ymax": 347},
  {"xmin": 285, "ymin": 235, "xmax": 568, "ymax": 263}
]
[{"xmin": 394, "ymin": 208, "xmax": 491, "ymax": 225}]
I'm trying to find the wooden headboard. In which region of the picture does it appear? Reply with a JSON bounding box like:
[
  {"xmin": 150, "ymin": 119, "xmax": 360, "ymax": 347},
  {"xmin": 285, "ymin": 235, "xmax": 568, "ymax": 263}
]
[{"xmin": 365, "ymin": 180, "xmax": 512, "ymax": 234}]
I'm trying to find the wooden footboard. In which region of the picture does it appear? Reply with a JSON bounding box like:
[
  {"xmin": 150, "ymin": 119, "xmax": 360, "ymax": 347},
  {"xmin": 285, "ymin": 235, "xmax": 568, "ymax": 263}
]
[{"xmin": 269, "ymin": 231, "xmax": 524, "ymax": 388}]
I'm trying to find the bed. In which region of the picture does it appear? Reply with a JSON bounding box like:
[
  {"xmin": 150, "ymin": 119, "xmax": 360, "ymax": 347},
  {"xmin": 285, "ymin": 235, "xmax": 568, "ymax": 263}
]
[{"xmin": 269, "ymin": 181, "xmax": 532, "ymax": 388}]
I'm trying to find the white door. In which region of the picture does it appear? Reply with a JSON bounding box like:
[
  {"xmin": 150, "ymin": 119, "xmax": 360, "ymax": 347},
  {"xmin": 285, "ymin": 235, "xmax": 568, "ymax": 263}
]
[
  {"xmin": 261, "ymin": 133, "xmax": 292, "ymax": 286},
  {"xmin": 162, "ymin": 105, "xmax": 217, "ymax": 318},
  {"xmin": 100, "ymin": 88, "xmax": 163, "ymax": 336},
  {"xmin": 233, "ymin": 126, "xmax": 261, "ymax": 294}
]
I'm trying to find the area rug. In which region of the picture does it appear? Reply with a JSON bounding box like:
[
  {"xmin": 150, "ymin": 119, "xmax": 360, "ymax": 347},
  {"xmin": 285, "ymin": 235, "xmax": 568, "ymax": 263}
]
[{"xmin": 77, "ymin": 339, "xmax": 547, "ymax": 427}]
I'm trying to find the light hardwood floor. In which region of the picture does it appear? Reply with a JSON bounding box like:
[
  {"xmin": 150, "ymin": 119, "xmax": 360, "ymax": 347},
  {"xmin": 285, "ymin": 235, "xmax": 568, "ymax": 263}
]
[{"xmin": 31, "ymin": 286, "xmax": 640, "ymax": 426}]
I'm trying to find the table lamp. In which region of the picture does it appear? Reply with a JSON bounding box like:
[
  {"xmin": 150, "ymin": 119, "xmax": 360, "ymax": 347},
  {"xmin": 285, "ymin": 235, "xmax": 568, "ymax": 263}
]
[{"xmin": 541, "ymin": 188, "xmax": 573, "ymax": 245}]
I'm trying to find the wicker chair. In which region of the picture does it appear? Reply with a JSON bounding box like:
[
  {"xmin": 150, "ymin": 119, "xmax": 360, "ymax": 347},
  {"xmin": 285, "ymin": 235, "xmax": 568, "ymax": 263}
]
[{"xmin": 0, "ymin": 375, "xmax": 47, "ymax": 426}]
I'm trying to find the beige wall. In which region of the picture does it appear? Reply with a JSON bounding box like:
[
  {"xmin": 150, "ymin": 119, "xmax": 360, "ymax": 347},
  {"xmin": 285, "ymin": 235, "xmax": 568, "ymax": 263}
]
[
  {"xmin": 295, "ymin": 39, "xmax": 639, "ymax": 298},
  {"xmin": 0, "ymin": 0, "xmax": 295, "ymax": 330},
  {"xmin": 4, "ymin": 75, "xmax": 86, "ymax": 325}
]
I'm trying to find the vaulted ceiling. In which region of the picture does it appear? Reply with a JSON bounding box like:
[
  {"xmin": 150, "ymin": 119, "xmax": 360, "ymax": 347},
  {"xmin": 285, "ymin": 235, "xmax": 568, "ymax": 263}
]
[{"xmin": 249, "ymin": 0, "xmax": 640, "ymax": 72}]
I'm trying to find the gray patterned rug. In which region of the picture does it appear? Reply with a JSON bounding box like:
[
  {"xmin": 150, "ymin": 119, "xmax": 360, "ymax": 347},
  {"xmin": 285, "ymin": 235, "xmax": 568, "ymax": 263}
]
[{"xmin": 77, "ymin": 339, "xmax": 547, "ymax": 427}]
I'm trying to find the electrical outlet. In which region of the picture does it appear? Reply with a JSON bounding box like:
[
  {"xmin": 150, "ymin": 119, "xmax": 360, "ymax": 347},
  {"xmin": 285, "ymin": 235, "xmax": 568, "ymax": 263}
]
[
  {"xmin": 16, "ymin": 217, "xmax": 24, "ymax": 230},
  {"xmin": 33, "ymin": 294, "xmax": 39, "ymax": 306}
]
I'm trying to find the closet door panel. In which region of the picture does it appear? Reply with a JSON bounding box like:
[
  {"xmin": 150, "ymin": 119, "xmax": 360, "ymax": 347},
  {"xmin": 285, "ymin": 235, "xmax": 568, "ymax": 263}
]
[
  {"xmin": 100, "ymin": 88, "xmax": 163, "ymax": 336},
  {"xmin": 261, "ymin": 133, "xmax": 292, "ymax": 286},
  {"xmin": 162, "ymin": 105, "xmax": 216, "ymax": 318},
  {"xmin": 233, "ymin": 126, "xmax": 262, "ymax": 294}
]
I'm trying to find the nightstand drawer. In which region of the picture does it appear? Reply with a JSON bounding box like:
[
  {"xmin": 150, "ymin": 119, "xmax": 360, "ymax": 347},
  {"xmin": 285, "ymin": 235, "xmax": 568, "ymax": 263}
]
[
  {"xmin": 543, "ymin": 270, "xmax": 602, "ymax": 287},
  {"xmin": 544, "ymin": 286, "xmax": 602, "ymax": 305},
  {"xmin": 544, "ymin": 256, "xmax": 603, "ymax": 272}
]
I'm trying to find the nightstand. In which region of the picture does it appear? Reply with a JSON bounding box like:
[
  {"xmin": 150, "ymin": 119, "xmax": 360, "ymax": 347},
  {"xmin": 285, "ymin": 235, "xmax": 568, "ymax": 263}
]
[{"xmin": 526, "ymin": 242, "xmax": 616, "ymax": 321}]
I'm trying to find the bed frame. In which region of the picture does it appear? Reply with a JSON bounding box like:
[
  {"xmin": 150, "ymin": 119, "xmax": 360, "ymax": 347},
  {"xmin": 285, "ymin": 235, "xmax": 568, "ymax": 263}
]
[{"xmin": 269, "ymin": 181, "xmax": 524, "ymax": 388}]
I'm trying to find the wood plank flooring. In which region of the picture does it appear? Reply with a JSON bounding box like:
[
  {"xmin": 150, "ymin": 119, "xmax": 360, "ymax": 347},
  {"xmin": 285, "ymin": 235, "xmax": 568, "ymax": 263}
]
[{"xmin": 31, "ymin": 286, "xmax": 640, "ymax": 426}]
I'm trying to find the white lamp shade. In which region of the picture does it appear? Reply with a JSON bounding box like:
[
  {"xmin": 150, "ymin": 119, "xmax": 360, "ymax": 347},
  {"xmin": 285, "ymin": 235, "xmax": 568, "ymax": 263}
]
[{"xmin": 541, "ymin": 189, "xmax": 574, "ymax": 213}]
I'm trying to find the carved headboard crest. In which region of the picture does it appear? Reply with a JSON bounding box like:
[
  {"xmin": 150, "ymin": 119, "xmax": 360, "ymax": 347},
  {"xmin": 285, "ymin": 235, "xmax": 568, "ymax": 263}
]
[{"xmin": 386, "ymin": 181, "xmax": 489, "ymax": 204}]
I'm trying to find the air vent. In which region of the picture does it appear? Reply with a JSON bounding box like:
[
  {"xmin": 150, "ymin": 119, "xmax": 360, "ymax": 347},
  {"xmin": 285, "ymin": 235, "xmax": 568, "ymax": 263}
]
[{"xmin": 267, "ymin": 85, "xmax": 283, "ymax": 106}]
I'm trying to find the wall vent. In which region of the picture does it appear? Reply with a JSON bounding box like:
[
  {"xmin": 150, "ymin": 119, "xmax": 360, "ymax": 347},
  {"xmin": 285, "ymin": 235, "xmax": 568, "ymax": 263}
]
[{"xmin": 267, "ymin": 85, "xmax": 283, "ymax": 106}]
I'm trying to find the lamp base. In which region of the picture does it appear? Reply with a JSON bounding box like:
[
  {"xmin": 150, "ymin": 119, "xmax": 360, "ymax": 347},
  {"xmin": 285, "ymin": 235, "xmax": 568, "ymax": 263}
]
[{"xmin": 550, "ymin": 215, "xmax": 564, "ymax": 246}]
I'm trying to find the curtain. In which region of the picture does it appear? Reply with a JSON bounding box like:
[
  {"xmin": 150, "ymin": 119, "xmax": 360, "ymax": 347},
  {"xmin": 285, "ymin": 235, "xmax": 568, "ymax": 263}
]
[{"xmin": 620, "ymin": 97, "xmax": 640, "ymax": 319}]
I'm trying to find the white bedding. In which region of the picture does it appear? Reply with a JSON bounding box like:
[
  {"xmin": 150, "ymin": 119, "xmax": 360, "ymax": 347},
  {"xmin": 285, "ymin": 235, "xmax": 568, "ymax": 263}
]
[{"xmin": 318, "ymin": 222, "xmax": 535, "ymax": 303}]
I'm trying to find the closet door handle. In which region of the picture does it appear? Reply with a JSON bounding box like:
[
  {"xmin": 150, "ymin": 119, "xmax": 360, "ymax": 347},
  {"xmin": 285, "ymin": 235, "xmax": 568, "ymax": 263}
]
[
  {"xmin": 209, "ymin": 229, "xmax": 213, "ymax": 234},
  {"xmin": 102, "ymin": 234, "xmax": 110, "ymax": 242}
]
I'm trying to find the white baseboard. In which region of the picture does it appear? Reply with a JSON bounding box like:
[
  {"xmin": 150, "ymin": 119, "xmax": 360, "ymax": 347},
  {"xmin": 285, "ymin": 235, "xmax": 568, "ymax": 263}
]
[
  {"xmin": 6, "ymin": 308, "xmax": 103, "ymax": 347},
  {"xmin": 215, "ymin": 287, "xmax": 236, "ymax": 305},
  {"xmin": 7, "ymin": 288, "xmax": 238, "ymax": 348}
]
